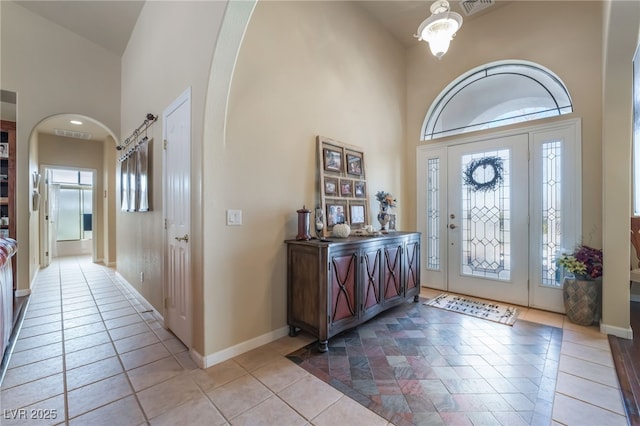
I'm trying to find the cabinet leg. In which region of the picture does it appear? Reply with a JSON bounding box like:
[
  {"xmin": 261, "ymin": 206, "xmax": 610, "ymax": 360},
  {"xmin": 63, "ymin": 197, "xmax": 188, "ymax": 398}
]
[
  {"xmin": 288, "ymin": 326, "xmax": 298, "ymax": 337},
  {"xmin": 413, "ymin": 294, "xmax": 419, "ymax": 302},
  {"xmin": 317, "ymin": 340, "xmax": 328, "ymax": 352}
]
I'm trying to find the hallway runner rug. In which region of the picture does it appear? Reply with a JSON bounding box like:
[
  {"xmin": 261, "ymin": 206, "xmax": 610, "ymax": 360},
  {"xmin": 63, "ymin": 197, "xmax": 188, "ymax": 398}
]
[{"xmin": 424, "ymin": 293, "xmax": 519, "ymax": 325}]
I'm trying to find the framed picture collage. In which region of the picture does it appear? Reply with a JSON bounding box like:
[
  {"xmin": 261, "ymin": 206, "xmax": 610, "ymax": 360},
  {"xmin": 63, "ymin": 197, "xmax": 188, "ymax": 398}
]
[{"xmin": 317, "ymin": 135, "xmax": 370, "ymax": 236}]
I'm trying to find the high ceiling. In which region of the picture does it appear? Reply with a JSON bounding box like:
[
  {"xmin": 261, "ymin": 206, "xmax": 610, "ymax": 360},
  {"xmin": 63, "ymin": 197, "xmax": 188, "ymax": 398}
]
[{"xmin": 11, "ymin": 0, "xmax": 506, "ymax": 141}]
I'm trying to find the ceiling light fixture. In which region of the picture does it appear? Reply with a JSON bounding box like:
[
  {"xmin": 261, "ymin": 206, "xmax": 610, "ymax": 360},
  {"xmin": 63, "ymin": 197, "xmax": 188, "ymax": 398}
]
[
  {"xmin": 415, "ymin": 0, "xmax": 463, "ymax": 59},
  {"xmin": 70, "ymin": 120, "xmax": 83, "ymax": 125}
]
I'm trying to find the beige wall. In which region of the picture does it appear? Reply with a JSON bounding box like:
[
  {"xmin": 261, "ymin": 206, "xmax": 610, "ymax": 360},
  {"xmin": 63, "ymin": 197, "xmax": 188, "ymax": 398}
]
[
  {"xmin": 0, "ymin": 1, "xmax": 121, "ymax": 290},
  {"xmin": 120, "ymin": 0, "xmax": 227, "ymax": 353},
  {"xmin": 602, "ymin": 0, "xmax": 640, "ymax": 335},
  {"xmin": 202, "ymin": 0, "xmax": 406, "ymax": 356}
]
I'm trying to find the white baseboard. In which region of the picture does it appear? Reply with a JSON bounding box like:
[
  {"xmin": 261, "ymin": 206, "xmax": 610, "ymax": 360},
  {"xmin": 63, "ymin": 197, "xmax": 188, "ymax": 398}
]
[
  {"xmin": 600, "ymin": 321, "xmax": 634, "ymax": 340},
  {"xmin": 200, "ymin": 326, "xmax": 290, "ymax": 369}
]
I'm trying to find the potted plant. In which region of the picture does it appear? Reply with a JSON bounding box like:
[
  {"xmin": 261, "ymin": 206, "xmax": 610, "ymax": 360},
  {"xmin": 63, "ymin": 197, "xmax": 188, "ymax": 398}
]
[{"xmin": 558, "ymin": 245, "xmax": 603, "ymax": 325}]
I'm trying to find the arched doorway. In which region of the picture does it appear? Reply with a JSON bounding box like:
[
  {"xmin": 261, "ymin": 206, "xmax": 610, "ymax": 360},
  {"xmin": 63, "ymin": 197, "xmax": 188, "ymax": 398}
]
[{"xmin": 30, "ymin": 114, "xmax": 118, "ymax": 266}]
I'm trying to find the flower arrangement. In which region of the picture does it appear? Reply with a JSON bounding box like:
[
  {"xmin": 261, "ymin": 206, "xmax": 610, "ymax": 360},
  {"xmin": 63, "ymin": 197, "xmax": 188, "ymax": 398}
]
[
  {"xmin": 375, "ymin": 191, "xmax": 397, "ymax": 209},
  {"xmin": 557, "ymin": 245, "xmax": 603, "ymax": 279}
]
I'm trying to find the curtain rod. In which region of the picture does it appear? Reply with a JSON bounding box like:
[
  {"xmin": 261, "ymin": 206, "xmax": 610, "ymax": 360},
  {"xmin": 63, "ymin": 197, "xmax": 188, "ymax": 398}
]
[{"xmin": 116, "ymin": 113, "xmax": 157, "ymax": 151}]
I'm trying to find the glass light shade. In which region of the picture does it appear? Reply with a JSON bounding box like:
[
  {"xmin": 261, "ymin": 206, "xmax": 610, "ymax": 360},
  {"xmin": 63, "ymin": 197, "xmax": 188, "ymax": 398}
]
[{"xmin": 416, "ymin": 7, "xmax": 463, "ymax": 59}]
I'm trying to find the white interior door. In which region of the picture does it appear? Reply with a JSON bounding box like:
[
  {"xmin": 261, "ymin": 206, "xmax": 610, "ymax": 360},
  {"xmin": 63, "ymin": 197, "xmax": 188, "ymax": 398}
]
[
  {"xmin": 163, "ymin": 88, "xmax": 192, "ymax": 347},
  {"xmin": 447, "ymin": 136, "xmax": 529, "ymax": 306}
]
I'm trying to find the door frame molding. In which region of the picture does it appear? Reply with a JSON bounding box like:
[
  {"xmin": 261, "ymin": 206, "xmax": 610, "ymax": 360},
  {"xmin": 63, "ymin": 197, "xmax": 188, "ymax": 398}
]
[{"xmin": 417, "ymin": 118, "xmax": 582, "ymax": 311}]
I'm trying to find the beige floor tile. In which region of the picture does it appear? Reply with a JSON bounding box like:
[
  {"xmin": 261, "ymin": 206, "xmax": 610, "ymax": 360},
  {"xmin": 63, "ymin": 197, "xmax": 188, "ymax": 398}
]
[
  {"xmin": 108, "ymin": 321, "xmax": 152, "ymax": 341},
  {"xmin": 251, "ymin": 357, "xmax": 309, "ymax": 393},
  {"xmin": 65, "ymin": 342, "xmax": 117, "ymax": 370},
  {"xmin": 0, "ymin": 394, "xmax": 66, "ymax": 426},
  {"xmin": 98, "ymin": 300, "xmax": 133, "ymax": 313},
  {"xmin": 552, "ymin": 393, "xmax": 627, "ymax": 426},
  {"xmin": 231, "ymin": 394, "xmax": 307, "ymax": 425},
  {"xmin": 12, "ymin": 331, "xmax": 63, "ymax": 352},
  {"xmin": 0, "ymin": 373, "xmax": 64, "ymax": 411},
  {"xmin": 137, "ymin": 373, "xmax": 205, "ymax": 419},
  {"xmin": 7, "ymin": 342, "xmax": 63, "ymax": 368},
  {"xmin": 174, "ymin": 350, "xmax": 199, "ymax": 371},
  {"xmin": 559, "ymin": 354, "xmax": 620, "ymax": 388},
  {"xmin": 278, "ymin": 374, "xmax": 343, "ymax": 420},
  {"xmin": 233, "ymin": 346, "xmax": 283, "ymax": 372},
  {"xmin": 68, "ymin": 395, "xmax": 146, "ymax": 426},
  {"xmin": 312, "ymin": 395, "xmax": 388, "ymax": 426},
  {"xmin": 162, "ymin": 337, "xmax": 188, "ymax": 355},
  {"xmin": 67, "ymin": 373, "xmax": 133, "ymax": 418},
  {"xmin": 104, "ymin": 313, "xmax": 144, "ymax": 330},
  {"xmin": 20, "ymin": 313, "xmax": 61, "ymax": 329},
  {"xmin": 64, "ymin": 330, "xmax": 112, "ymax": 353},
  {"xmin": 100, "ymin": 306, "xmax": 138, "ymax": 321},
  {"xmin": 561, "ymin": 328, "xmax": 610, "ymax": 350},
  {"xmin": 192, "ymin": 359, "xmax": 248, "ymax": 392},
  {"xmin": 17, "ymin": 322, "xmax": 62, "ymax": 339},
  {"xmin": 555, "ymin": 372, "xmax": 625, "ymax": 415},
  {"xmin": 262, "ymin": 334, "xmax": 316, "ymax": 356},
  {"xmin": 62, "ymin": 306, "xmax": 100, "ymax": 320},
  {"xmin": 521, "ymin": 309, "xmax": 564, "ymax": 328},
  {"xmin": 63, "ymin": 322, "xmax": 107, "ymax": 340},
  {"xmin": 206, "ymin": 374, "xmax": 273, "ymax": 419},
  {"xmin": 2, "ymin": 356, "xmax": 63, "ymax": 390},
  {"xmin": 113, "ymin": 330, "xmax": 161, "ymax": 354},
  {"xmin": 63, "ymin": 313, "xmax": 104, "ymax": 329},
  {"xmin": 119, "ymin": 342, "xmax": 172, "ymax": 371},
  {"xmin": 127, "ymin": 355, "xmax": 185, "ymax": 391},
  {"xmin": 560, "ymin": 341, "xmax": 614, "ymax": 367},
  {"xmin": 24, "ymin": 305, "xmax": 61, "ymax": 319},
  {"xmin": 66, "ymin": 356, "xmax": 124, "ymax": 390},
  {"xmin": 63, "ymin": 300, "xmax": 99, "ymax": 312},
  {"xmin": 148, "ymin": 393, "xmax": 227, "ymax": 426}
]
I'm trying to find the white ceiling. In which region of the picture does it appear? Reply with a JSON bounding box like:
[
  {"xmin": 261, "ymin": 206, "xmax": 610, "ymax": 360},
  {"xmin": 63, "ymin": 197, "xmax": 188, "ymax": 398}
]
[{"xmin": 14, "ymin": 0, "xmax": 145, "ymax": 56}]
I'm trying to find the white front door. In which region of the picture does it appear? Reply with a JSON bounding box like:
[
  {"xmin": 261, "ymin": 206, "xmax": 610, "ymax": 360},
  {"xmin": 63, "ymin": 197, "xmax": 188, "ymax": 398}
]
[
  {"xmin": 417, "ymin": 119, "xmax": 582, "ymax": 312},
  {"xmin": 447, "ymin": 135, "xmax": 529, "ymax": 306},
  {"xmin": 163, "ymin": 88, "xmax": 192, "ymax": 347}
]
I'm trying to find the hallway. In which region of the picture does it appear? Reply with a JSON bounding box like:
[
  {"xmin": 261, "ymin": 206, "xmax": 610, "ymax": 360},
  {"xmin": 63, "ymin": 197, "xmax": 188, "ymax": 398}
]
[{"xmin": 0, "ymin": 257, "xmax": 628, "ymax": 425}]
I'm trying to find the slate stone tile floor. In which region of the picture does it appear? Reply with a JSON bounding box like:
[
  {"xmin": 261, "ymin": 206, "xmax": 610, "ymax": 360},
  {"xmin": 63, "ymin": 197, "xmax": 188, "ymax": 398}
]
[{"xmin": 0, "ymin": 256, "xmax": 629, "ymax": 425}]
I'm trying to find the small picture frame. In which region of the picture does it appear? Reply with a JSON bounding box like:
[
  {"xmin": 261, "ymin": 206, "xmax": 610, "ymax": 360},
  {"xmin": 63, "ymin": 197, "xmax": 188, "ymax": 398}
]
[
  {"xmin": 323, "ymin": 147, "xmax": 343, "ymax": 173},
  {"xmin": 324, "ymin": 177, "xmax": 338, "ymax": 196},
  {"xmin": 354, "ymin": 181, "xmax": 366, "ymax": 198},
  {"xmin": 326, "ymin": 201, "xmax": 347, "ymax": 227},
  {"xmin": 349, "ymin": 201, "xmax": 366, "ymax": 225},
  {"xmin": 339, "ymin": 179, "xmax": 353, "ymax": 197},
  {"xmin": 0, "ymin": 143, "xmax": 8, "ymax": 158},
  {"xmin": 346, "ymin": 152, "xmax": 363, "ymax": 176}
]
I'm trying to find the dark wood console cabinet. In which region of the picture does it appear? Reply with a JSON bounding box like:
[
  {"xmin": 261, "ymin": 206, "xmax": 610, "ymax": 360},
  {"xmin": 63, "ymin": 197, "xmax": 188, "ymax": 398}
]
[{"xmin": 286, "ymin": 232, "xmax": 420, "ymax": 352}]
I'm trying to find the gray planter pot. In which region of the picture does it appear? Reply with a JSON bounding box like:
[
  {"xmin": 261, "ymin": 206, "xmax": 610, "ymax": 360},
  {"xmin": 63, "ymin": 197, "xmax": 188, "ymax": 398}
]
[{"xmin": 563, "ymin": 276, "xmax": 602, "ymax": 326}]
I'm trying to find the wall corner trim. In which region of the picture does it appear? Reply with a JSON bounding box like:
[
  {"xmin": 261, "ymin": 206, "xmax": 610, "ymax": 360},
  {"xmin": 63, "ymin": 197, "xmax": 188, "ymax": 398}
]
[{"xmin": 600, "ymin": 321, "xmax": 634, "ymax": 340}]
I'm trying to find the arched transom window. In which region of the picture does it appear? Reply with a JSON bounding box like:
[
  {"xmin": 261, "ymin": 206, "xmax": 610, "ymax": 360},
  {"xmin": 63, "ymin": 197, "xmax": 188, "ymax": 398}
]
[{"xmin": 422, "ymin": 61, "xmax": 573, "ymax": 140}]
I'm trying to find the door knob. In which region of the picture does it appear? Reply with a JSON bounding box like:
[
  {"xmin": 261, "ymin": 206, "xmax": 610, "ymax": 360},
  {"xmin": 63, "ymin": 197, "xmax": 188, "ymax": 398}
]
[
  {"xmin": 449, "ymin": 224, "xmax": 457, "ymax": 229},
  {"xmin": 175, "ymin": 234, "xmax": 189, "ymax": 242}
]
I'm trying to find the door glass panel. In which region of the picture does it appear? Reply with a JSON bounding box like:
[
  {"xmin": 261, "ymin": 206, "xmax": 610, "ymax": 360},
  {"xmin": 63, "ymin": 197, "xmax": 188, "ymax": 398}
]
[
  {"xmin": 57, "ymin": 188, "xmax": 80, "ymax": 241},
  {"xmin": 461, "ymin": 149, "xmax": 511, "ymax": 280},
  {"xmin": 541, "ymin": 141, "xmax": 562, "ymax": 287},
  {"xmin": 427, "ymin": 157, "xmax": 440, "ymax": 270}
]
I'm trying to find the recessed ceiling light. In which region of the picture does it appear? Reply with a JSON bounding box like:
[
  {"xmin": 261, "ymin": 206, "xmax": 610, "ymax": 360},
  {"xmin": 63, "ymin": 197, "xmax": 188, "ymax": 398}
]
[{"xmin": 70, "ymin": 120, "xmax": 83, "ymax": 125}]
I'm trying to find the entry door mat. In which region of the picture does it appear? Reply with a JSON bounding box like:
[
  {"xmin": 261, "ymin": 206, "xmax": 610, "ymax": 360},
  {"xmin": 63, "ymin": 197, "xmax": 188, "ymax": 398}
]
[
  {"xmin": 286, "ymin": 300, "xmax": 561, "ymax": 426},
  {"xmin": 424, "ymin": 293, "xmax": 519, "ymax": 326}
]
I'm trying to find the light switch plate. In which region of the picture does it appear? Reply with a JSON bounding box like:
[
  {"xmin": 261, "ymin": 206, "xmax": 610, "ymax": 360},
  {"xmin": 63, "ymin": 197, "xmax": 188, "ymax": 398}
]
[{"xmin": 227, "ymin": 209, "xmax": 242, "ymax": 226}]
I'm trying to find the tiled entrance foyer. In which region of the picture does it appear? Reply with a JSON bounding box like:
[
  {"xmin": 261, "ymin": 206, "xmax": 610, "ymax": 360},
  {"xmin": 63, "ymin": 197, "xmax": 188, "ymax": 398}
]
[{"xmin": 0, "ymin": 256, "xmax": 628, "ymax": 425}]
